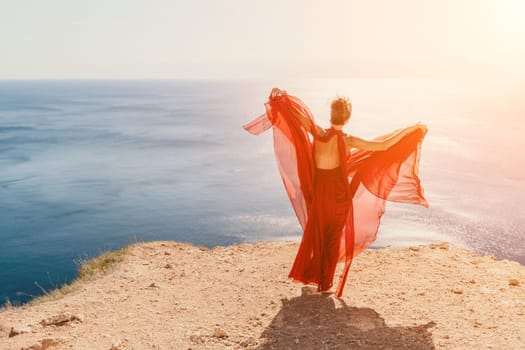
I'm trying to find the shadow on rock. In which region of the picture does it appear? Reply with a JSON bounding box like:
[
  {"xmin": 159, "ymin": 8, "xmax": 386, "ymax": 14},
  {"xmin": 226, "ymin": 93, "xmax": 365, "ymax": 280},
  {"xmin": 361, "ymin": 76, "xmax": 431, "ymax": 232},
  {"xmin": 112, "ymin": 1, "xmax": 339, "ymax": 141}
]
[{"xmin": 257, "ymin": 287, "xmax": 436, "ymax": 350}]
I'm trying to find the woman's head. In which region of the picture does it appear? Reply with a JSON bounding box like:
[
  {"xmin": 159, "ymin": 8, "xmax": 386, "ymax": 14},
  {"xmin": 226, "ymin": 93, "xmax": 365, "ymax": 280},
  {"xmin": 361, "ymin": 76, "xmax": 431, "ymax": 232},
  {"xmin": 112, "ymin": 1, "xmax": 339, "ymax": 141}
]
[{"xmin": 330, "ymin": 97, "xmax": 352, "ymax": 125}]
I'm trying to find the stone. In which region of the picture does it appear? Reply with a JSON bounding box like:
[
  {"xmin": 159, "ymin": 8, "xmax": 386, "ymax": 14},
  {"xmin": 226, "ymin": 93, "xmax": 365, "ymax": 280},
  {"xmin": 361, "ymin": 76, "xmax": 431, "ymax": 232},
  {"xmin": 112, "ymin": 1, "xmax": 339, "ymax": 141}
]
[
  {"xmin": 189, "ymin": 335, "xmax": 204, "ymax": 344},
  {"xmin": 9, "ymin": 325, "xmax": 32, "ymax": 337},
  {"xmin": 240, "ymin": 336, "xmax": 256, "ymax": 347},
  {"xmin": 40, "ymin": 338, "xmax": 59, "ymax": 350},
  {"xmin": 439, "ymin": 243, "xmax": 449, "ymax": 250},
  {"xmin": 40, "ymin": 312, "xmax": 74, "ymax": 326},
  {"xmin": 509, "ymin": 279, "xmax": 520, "ymax": 287},
  {"xmin": 213, "ymin": 327, "xmax": 229, "ymax": 338},
  {"xmin": 71, "ymin": 313, "xmax": 85, "ymax": 322},
  {"xmin": 21, "ymin": 338, "xmax": 59, "ymax": 350},
  {"xmin": 110, "ymin": 339, "xmax": 123, "ymax": 350}
]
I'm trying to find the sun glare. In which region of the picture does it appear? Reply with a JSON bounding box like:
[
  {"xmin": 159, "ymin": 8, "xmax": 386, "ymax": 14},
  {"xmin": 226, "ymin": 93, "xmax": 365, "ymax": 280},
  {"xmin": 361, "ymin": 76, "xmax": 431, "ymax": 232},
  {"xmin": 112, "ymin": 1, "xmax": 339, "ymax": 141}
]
[{"xmin": 489, "ymin": 0, "xmax": 525, "ymax": 36}]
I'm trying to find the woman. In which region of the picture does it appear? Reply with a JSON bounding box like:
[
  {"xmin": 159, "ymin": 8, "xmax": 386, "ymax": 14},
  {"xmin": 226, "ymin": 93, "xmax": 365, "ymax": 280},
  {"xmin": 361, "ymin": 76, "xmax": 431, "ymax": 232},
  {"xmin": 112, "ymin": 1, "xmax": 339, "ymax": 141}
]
[{"xmin": 244, "ymin": 88, "xmax": 428, "ymax": 297}]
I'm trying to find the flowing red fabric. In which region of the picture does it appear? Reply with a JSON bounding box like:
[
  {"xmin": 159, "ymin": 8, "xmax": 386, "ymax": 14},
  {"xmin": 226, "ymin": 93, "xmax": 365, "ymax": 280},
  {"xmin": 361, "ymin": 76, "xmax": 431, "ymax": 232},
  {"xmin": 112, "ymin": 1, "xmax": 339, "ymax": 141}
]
[{"xmin": 243, "ymin": 94, "xmax": 428, "ymax": 297}]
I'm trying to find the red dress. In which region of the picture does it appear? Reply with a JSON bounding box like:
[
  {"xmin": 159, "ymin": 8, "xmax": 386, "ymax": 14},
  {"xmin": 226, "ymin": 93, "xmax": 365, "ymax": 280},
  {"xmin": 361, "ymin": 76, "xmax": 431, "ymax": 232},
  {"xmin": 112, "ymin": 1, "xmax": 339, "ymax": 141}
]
[{"xmin": 244, "ymin": 94, "xmax": 428, "ymax": 297}]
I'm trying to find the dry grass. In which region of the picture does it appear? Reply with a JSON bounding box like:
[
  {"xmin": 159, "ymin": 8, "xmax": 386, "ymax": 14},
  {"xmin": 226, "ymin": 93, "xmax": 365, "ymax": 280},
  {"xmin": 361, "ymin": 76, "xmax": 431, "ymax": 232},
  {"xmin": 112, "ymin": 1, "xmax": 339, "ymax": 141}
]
[
  {"xmin": 26, "ymin": 281, "xmax": 82, "ymax": 307},
  {"xmin": 1, "ymin": 298, "xmax": 15, "ymax": 311},
  {"xmin": 1, "ymin": 245, "xmax": 133, "ymax": 310},
  {"xmin": 77, "ymin": 245, "xmax": 130, "ymax": 279}
]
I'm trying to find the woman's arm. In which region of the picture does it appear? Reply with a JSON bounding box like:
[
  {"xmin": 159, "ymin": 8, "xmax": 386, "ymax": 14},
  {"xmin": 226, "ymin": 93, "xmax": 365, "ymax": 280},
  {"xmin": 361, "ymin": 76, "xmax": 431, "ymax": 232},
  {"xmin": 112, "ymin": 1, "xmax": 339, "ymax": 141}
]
[
  {"xmin": 290, "ymin": 105, "xmax": 326, "ymax": 137},
  {"xmin": 346, "ymin": 124, "xmax": 426, "ymax": 151},
  {"xmin": 269, "ymin": 88, "xmax": 325, "ymax": 137}
]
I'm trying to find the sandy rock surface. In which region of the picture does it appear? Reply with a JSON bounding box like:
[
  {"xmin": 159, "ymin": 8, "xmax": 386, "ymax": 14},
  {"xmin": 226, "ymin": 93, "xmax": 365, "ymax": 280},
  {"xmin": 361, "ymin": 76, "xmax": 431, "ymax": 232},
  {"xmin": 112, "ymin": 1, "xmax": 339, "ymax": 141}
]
[{"xmin": 1, "ymin": 241, "xmax": 524, "ymax": 349}]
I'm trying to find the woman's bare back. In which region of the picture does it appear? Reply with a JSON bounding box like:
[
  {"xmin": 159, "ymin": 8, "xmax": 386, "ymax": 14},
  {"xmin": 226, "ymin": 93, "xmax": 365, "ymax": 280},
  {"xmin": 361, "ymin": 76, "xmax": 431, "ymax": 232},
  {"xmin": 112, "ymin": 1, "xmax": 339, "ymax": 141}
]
[{"xmin": 314, "ymin": 133, "xmax": 341, "ymax": 169}]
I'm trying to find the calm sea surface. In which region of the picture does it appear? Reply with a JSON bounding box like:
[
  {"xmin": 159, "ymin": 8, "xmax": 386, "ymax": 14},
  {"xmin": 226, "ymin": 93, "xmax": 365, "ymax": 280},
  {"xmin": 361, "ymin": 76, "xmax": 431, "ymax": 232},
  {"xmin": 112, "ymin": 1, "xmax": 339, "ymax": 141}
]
[{"xmin": 1, "ymin": 79, "xmax": 523, "ymax": 304}]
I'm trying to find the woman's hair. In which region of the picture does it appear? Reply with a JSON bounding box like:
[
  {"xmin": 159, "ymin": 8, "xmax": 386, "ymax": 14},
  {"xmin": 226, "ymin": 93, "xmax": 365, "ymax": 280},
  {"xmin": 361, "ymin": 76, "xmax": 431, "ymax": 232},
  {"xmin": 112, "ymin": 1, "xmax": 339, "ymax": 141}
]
[{"xmin": 330, "ymin": 97, "xmax": 352, "ymax": 125}]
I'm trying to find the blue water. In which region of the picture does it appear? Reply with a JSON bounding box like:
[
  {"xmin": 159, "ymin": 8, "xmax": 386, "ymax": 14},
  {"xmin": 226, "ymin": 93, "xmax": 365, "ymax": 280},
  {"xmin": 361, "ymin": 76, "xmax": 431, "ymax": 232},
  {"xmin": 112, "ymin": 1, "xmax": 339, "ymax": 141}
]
[{"xmin": 1, "ymin": 79, "xmax": 524, "ymax": 304}]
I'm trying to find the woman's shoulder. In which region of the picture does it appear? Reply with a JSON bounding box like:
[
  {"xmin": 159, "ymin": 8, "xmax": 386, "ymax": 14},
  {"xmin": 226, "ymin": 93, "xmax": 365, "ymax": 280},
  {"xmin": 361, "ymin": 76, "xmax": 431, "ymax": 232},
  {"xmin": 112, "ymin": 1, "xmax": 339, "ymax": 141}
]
[{"xmin": 343, "ymin": 133, "xmax": 359, "ymax": 147}]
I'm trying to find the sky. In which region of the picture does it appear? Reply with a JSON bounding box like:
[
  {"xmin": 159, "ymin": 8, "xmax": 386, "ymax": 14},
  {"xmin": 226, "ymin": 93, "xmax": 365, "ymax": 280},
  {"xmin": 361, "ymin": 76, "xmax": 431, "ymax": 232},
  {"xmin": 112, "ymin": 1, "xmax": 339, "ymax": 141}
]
[{"xmin": 1, "ymin": 0, "xmax": 524, "ymax": 79}]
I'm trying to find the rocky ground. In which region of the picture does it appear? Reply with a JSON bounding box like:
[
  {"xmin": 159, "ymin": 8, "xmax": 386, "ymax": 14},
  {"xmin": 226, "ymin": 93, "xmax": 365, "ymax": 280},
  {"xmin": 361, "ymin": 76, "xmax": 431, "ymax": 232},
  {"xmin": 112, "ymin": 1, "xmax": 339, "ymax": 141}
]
[{"xmin": 1, "ymin": 240, "xmax": 524, "ymax": 350}]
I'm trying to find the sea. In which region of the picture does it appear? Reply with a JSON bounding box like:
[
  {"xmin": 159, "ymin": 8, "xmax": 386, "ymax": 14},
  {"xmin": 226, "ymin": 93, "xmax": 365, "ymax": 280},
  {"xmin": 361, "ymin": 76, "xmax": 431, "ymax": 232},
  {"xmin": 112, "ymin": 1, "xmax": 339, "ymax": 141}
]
[{"xmin": 1, "ymin": 79, "xmax": 523, "ymax": 305}]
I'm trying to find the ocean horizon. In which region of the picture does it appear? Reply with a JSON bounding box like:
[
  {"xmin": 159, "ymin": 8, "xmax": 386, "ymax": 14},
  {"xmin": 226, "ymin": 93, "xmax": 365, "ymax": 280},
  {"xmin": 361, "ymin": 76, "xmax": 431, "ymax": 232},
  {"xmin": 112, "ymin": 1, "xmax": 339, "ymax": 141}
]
[{"xmin": 1, "ymin": 78, "xmax": 523, "ymax": 305}]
